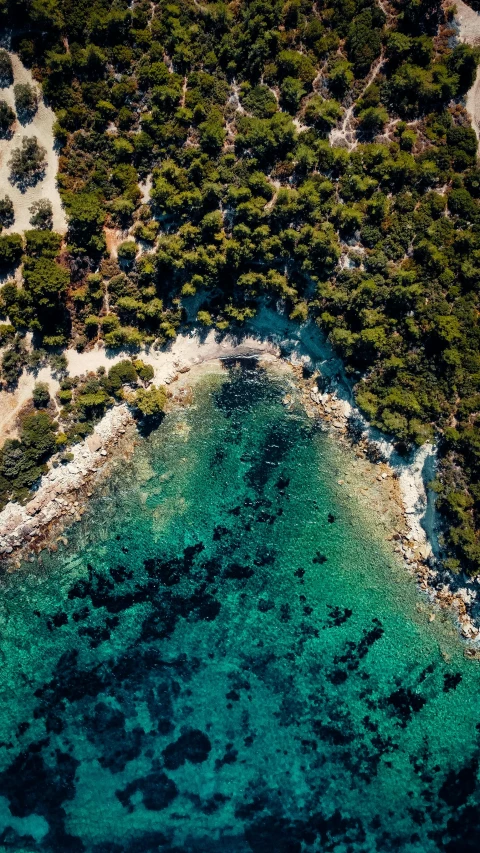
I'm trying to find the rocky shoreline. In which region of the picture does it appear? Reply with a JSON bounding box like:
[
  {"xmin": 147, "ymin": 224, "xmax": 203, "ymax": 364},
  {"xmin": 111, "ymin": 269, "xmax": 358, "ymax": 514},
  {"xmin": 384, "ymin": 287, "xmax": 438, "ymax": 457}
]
[
  {"xmin": 293, "ymin": 365, "xmax": 480, "ymax": 647},
  {"xmin": 0, "ymin": 404, "xmax": 136, "ymax": 568}
]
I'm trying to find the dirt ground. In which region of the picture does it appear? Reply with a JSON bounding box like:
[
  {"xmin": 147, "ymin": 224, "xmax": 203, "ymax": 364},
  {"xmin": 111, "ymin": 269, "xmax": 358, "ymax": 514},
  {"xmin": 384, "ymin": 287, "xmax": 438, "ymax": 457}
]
[
  {"xmin": 0, "ymin": 53, "xmax": 67, "ymax": 234},
  {"xmin": 455, "ymin": 0, "xmax": 480, "ymax": 147}
]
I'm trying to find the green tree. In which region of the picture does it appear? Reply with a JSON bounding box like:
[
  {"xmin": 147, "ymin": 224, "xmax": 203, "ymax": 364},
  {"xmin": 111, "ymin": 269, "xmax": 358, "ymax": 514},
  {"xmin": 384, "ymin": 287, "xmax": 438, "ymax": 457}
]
[
  {"xmin": 32, "ymin": 382, "xmax": 50, "ymax": 408},
  {"xmin": 358, "ymin": 106, "xmax": 389, "ymax": 135},
  {"xmin": 0, "ymin": 50, "xmax": 12, "ymax": 87},
  {"xmin": 29, "ymin": 199, "xmax": 53, "ymax": 230},
  {"xmin": 0, "ymin": 195, "xmax": 14, "ymax": 228},
  {"xmin": 132, "ymin": 385, "xmax": 167, "ymax": 416},
  {"xmin": 14, "ymin": 83, "xmax": 38, "ymax": 119},
  {"xmin": 8, "ymin": 136, "xmax": 46, "ymax": 187},
  {"xmin": 0, "ymin": 99, "xmax": 15, "ymax": 137}
]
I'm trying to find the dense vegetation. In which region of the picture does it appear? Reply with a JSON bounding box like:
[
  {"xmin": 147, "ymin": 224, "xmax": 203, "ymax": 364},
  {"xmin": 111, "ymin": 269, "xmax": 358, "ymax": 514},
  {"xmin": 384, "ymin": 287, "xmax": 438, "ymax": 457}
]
[
  {"xmin": 0, "ymin": 355, "xmax": 162, "ymax": 507},
  {"xmin": 0, "ymin": 0, "xmax": 480, "ymax": 574}
]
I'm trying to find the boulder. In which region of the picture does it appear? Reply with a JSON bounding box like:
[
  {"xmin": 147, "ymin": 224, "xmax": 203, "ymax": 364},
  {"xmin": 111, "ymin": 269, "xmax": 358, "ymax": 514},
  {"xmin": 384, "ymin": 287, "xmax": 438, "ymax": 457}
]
[{"xmin": 87, "ymin": 433, "xmax": 103, "ymax": 453}]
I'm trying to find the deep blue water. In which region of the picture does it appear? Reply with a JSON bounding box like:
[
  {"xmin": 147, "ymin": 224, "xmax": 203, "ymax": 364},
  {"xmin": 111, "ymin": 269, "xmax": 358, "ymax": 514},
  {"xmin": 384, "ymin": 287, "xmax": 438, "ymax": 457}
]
[{"xmin": 0, "ymin": 363, "xmax": 479, "ymax": 852}]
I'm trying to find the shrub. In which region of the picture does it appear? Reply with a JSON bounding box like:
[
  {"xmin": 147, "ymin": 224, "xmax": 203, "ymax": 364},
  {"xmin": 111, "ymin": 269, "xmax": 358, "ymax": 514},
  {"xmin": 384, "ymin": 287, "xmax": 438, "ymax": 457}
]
[
  {"xmin": 358, "ymin": 106, "xmax": 389, "ymax": 134},
  {"xmin": 242, "ymin": 85, "xmax": 278, "ymax": 118},
  {"xmin": 134, "ymin": 359, "xmax": 154, "ymax": 383},
  {"xmin": 0, "ymin": 411, "xmax": 57, "ymax": 502},
  {"xmin": 1, "ymin": 348, "xmax": 24, "ymax": 386},
  {"xmin": 280, "ymin": 77, "xmax": 306, "ymax": 112},
  {"xmin": 106, "ymin": 359, "xmax": 138, "ymax": 394},
  {"xmin": 304, "ymin": 97, "xmax": 342, "ymax": 132},
  {"xmin": 132, "ymin": 385, "xmax": 167, "ymax": 416},
  {"xmin": 117, "ymin": 240, "xmax": 138, "ymax": 262},
  {"xmin": 32, "ymin": 382, "xmax": 50, "ymax": 408}
]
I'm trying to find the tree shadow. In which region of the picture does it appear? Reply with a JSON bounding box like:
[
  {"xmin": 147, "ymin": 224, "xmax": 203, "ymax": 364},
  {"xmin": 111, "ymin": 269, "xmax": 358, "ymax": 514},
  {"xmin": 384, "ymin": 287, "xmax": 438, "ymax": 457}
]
[
  {"xmin": 135, "ymin": 410, "xmax": 165, "ymax": 437},
  {"xmin": 9, "ymin": 166, "xmax": 46, "ymax": 192},
  {"xmin": 0, "ymin": 126, "xmax": 13, "ymax": 141},
  {"xmin": 16, "ymin": 105, "xmax": 38, "ymax": 126}
]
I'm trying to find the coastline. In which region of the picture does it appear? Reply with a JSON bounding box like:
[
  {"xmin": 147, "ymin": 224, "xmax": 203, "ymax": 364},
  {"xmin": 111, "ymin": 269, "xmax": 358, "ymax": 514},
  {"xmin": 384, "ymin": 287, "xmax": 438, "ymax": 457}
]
[
  {"xmin": 0, "ymin": 335, "xmax": 279, "ymax": 568},
  {"xmin": 1, "ymin": 328, "xmax": 479, "ymax": 646}
]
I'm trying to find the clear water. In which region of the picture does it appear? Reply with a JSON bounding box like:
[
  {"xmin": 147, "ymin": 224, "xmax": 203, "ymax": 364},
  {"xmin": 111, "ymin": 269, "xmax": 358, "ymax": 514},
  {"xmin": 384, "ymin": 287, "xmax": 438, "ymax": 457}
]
[{"xmin": 0, "ymin": 363, "xmax": 479, "ymax": 853}]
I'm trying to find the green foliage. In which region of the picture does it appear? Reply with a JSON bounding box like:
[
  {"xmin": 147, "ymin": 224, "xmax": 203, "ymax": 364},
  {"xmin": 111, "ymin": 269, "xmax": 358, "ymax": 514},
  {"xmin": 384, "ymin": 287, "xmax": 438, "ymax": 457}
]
[
  {"xmin": 241, "ymin": 85, "xmax": 278, "ymax": 118},
  {"xmin": 0, "ymin": 99, "xmax": 15, "ymax": 136},
  {"xmin": 29, "ymin": 199, "xmax": 53, "ymax": 230},
  {"xmin": 105, "ymin": 359, "xmax": 138, "ymax": 395},
  {"xmin": 8, "ymin": 136, "xmax": 46, "ymax": 187},
  {"xmin": 32, "ymin": 382, "xmax": 50, "ymax": 408},
  {"xmin": 328, "ymin": 59, "xmax": 354, "ymax": 98},
  {"xmin": 198, "ymin": 110, "xmax": 226, "ymax": 154},
  {"xmin": 0, "ymin": 195, "xmax": 14, "ymax": 229},
  {"xmin": 358, "ymin": 107, "xmax": 389, "ymax": 135},
  {"xmin": 304, "ymin": 97, "xmax": 342, "ymax": 132},
  {"xmin": 132, "ymin": 385, "xmax": 167, "ymax": 417},
  {"xmin": 0, "ymin": 233, "xmax": 22, "ymax": 268},
  {"xmin": 63, "ymin": 192, "xmax": 106, "ymax": 254},
  {"xmin": 117, "ymin": 240, "xmax": 138, "ymax": 262},
  {"xmin": 346, "ymin": 7, "xmax": 384, "ymax": 76},
  {"xmin": 13, "ymin": 83, "xmax": 38, "ymax": 118},
  {"xmin": 134, "ymin": 359, "xmax": 154, "ymax": 383},
  {"xmin": 0, "ymin": 49, "xmax": 12, "ymax": 87},
  {"xmin": 0, "ymin": 412, "xmax": 57, "ymax": 506},
  {"xmin": 1, "ymin": 346, "xmax": 24, "ymax": 386}
]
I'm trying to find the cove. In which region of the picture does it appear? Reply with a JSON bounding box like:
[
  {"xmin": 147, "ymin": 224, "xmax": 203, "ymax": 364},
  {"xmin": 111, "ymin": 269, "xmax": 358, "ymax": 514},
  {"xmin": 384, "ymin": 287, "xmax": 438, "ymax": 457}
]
[{"xmin": 0, "ymin": 363, "xmax": 479, "ymax": 852}]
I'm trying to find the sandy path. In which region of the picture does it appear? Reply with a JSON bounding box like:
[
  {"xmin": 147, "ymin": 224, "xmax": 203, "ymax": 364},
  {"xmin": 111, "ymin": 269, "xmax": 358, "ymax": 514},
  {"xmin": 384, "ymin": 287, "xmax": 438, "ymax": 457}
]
[
  {"xmin": 0, "ymin": 53, "xmax": 67, "ymax": 234},
  {"xmin": 0, "ymin": 365, "xmax": 59, "ymax": 441},
  {"xmin": 329, "ymin": 54, "xmax": 385, "ymax": 150},
  {"xmin": 455, "ymin": 0, "xmax": 480, "ymax": 148},
  {"xmin": 0, "ymin": 332, "xmax": 278, "ymax": 447}
]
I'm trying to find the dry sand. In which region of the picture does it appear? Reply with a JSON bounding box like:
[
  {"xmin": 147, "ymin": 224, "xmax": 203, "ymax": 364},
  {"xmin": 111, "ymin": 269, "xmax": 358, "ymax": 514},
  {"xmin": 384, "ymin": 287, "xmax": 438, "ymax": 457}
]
[
  {"xmin": 0, "ymin": 332, "xmax": 278, "ymax": 446},
  {"xmin": 0, "ymin": 53, "xmax": 67, "ymax": 235},
  {"xmin": 0, "ymin": 364, "xmax": 59, "ymax": 441}
]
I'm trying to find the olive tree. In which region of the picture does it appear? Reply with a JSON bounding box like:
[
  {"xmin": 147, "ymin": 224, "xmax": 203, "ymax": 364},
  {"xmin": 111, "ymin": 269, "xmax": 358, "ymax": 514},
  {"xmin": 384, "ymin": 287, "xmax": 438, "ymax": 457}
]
[
  {"xmin": 0, "ymin": 196, "xmax": 14, "ymax": 229},
  {"xmin": 0, "ymin": 50, "xmax": 13, "ymax": 88},
  {"xmin": 14, "ymin": 83, "xmax": 39, "ymax": 121},
  {"xmin": 9, "ymin": 136, "xmax": 47, "ymax": 188},
  {"xmin": 0, "ymin": 100, "xmax": 15, "ymax": 138},
  {"xmin": 29, "ymin": 199, "xmax": 53, "ymax": 230}
]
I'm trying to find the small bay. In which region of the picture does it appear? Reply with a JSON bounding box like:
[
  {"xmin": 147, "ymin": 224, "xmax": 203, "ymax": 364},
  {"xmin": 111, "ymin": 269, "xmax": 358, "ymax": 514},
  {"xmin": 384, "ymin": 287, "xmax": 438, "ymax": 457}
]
[{"xmin": 0, "ymin": 362, "xmax": 478, "ymax": 852}]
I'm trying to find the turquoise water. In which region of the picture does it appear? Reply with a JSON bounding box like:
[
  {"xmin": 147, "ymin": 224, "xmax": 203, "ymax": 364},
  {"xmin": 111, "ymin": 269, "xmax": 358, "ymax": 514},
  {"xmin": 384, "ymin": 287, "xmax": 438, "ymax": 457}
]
[{"xmin": 0, "ymin": 362, "xmax": 479, "ymax": 852}]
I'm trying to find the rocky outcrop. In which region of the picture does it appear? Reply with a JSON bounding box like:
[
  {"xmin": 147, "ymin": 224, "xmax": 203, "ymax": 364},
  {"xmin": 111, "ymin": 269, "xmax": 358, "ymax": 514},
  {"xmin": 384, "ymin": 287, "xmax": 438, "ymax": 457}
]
[{"xmin": 0, "ymin": 405, "xmax": 134, "ymax": 565}]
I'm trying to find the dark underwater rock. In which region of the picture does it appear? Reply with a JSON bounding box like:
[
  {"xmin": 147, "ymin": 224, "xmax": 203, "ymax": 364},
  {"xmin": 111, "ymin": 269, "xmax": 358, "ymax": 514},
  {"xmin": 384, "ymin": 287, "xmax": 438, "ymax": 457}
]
[{"xmin": 162, "ymin": 728, "xmax": 212, "ymax": 770}]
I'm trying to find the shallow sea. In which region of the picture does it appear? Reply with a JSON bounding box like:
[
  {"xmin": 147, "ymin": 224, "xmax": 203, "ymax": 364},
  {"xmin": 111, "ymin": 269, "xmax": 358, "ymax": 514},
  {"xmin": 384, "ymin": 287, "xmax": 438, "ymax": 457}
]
[{"xmin": 0, "ymin": 363, "xmax": 479, "ymax": 852}]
